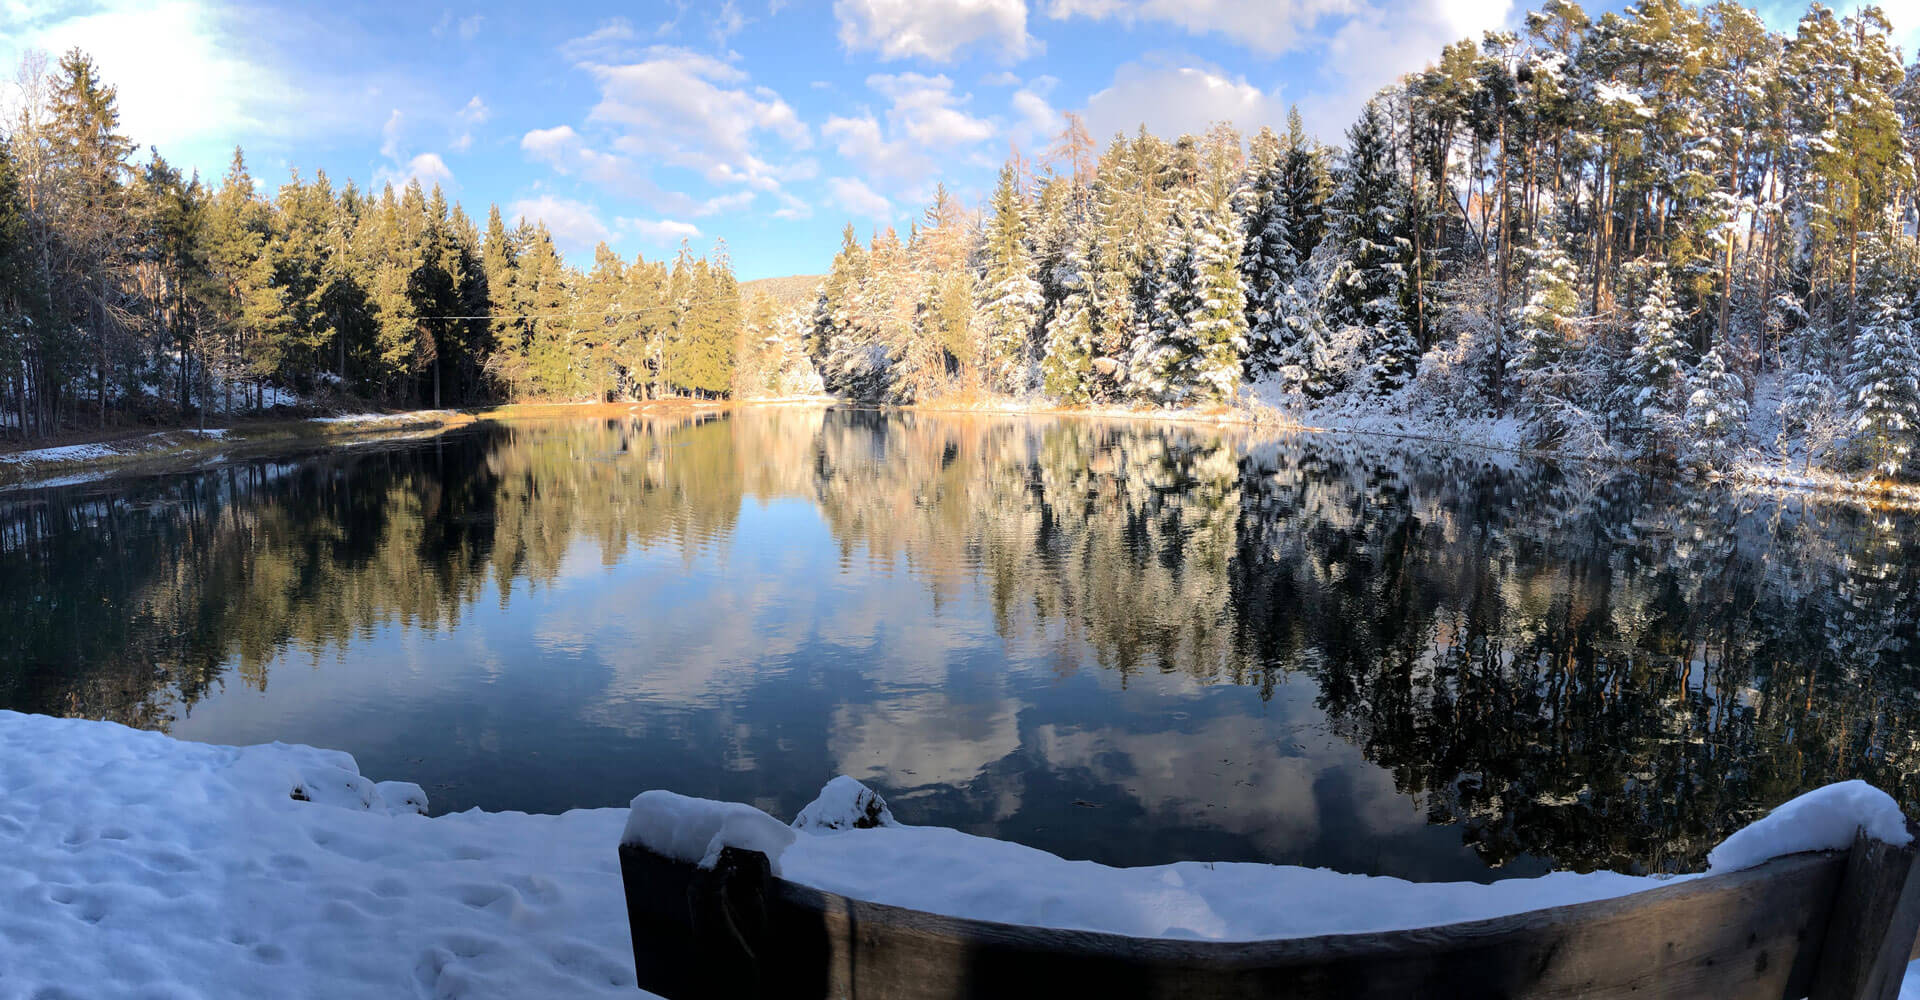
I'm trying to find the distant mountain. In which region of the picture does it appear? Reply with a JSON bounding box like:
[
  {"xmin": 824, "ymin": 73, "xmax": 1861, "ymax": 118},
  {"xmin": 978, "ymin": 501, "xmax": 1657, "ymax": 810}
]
[{"xmin": 740, "ymin": 275, "xmax": 823, "ymax": 309}]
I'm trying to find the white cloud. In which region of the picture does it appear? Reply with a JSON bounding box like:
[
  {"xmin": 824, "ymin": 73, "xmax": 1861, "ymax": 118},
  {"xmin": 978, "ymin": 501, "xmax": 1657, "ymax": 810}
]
[
  {"xmin": 1009, "ymin": 86, "xmax": 1058, "ymax": 148},
  {"xmin": 822, "ymin": 73, "xmax": 998, "ymax": 201},
  {"xmin": 1052, "ymin": 0, "xmax": 1516, "ymax": 142},
  {"xmin": 521, "ymin": 125, "xmax": 582, "ymax": 164},
  {"xmin": 376, "ymin": 152, "xmax": 454, "ymax": 191},
  {"xmin": 430, "ymin": 9, "xmax": 482, "ymax": 39},
  {"xmin": 772, "ymin": 193, "xmax": 813, "ymax": 220},
  {"xmin": 1046, "ymin": 0, "xmax": 1356, "ymax": 55},
  {"xmin": 575, "ymin": 44, "xmax": 810, "ymax": 192},
  {"xmin": 868, "ymin": 73, "xmax": 996, "ymax": 147},
  {"xmin": 520, "ymin": 124, "xmax": 770, "ymax": 217},
  {"xmin": 696, "ymin": 191, "xmax": 758, "ymax": 216},
  {"xmin": 510, "ymin": 195, "xmax": 613, "ymax": 253},
  {"xmin": 622, "ymin": 218, "xmax": 703, "ymax": 242},
  {"xmin": 827, "ymin": 176, "xmax": 894, "ymax": 220},
  {"xmin": 449, "ymin": 95, "xmax": 489, "ymax": 153},
  {"xmin": 824, "ymin": 113, "xmax": 929, "ymax": 189},
  {"xmin": 1082, "ymin": 61, "xmax": 1287, "ymax": 141},
  {"xmin": 711, "ymin": 1, "xmax": 749, "ymax": 44},
  {"xmin": 834, "ymin": 0, "xmax": 1037, "ymax": 63},
  {"xmin": 560, "ymin": 18, "xmax": 638, "ymax": 61},
  {"xmin": 379, "ymin": 109, "xmax": 406, "ymax": 160}
]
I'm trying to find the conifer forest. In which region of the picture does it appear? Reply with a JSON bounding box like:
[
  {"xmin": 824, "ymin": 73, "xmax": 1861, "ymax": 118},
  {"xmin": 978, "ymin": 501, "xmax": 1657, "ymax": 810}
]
[{"xmin": 8, "ymin": 2, "xmax": 1920, "ymax": 482}]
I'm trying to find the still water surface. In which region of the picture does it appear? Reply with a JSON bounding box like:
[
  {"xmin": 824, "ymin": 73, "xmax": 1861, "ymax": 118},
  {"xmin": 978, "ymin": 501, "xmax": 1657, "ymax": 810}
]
[{"xmin": 3, "ymin": 408, "xmax": 1917, "ymax": 883}]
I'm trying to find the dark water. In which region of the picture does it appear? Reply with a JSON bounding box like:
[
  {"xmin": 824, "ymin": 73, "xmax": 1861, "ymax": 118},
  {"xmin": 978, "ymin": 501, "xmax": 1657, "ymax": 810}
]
[{"xmin": 3, "ymin": 408, "xmax": 1917, "ymax": 883}]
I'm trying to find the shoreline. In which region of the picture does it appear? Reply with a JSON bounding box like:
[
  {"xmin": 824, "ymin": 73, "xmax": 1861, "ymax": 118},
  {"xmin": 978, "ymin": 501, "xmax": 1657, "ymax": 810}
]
[
  {"xmin": 0, "ymin": 400, "xmax": 719, "ymax": 491},
  {"xmin": 5, "ymin": 396, "xmax": 1916, "ymax": 508},
  {"xmin": 888, "ymin": 395, "xmax": 1920, "ymax": 509}
]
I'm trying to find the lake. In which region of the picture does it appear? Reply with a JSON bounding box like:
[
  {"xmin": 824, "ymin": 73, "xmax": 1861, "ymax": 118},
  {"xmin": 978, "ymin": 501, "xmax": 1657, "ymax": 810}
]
[{"xmin": 2, "ymin": 406, "xmax": 1916, "ymax": 884}]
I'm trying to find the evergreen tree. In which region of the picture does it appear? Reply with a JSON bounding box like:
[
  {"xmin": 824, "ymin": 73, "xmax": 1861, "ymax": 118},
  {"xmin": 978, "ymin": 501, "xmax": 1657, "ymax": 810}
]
[
  {"xmin": 1508, "ymin": 222, "xmax": 1583, "ymax": 445},
  {"xmin": 45, "ymin": 48, "xmax": 137, "ymax": 423},
  {"xmin": 1682, "ymin": 342, "xmax": 1748, "ymax": 469},
  {"xmin": 1845, "ymin": 287, "xmax": 1920, "ymax": 477},
  {"xmin": 1238, "ymin": 126, "xmax": 1294, "ymax": 374},
  {"xmin": 975, "ymin": 165, "xmax": 1043, "ymax": 395},
  {"xmin": 1322, "ymin": 99, "xmax": 1414, "ymax": 395},
  {"xmin": 1278, "ymin": 108, "xmax": 1326, "ymax": 266},
  {"xmin": 1619, "ymin": 271, "xmax": 1690, "ymax": 459},
  {"xmin": 1040, "ymin": 216, "xmax": 1097, "ymax": 403}
]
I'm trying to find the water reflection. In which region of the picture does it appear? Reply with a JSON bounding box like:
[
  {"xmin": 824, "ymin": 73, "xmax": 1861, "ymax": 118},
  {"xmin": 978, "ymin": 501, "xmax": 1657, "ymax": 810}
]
[{"xmin": 1, "ymin": 408, "xmax": 1915, "ymax": 881}]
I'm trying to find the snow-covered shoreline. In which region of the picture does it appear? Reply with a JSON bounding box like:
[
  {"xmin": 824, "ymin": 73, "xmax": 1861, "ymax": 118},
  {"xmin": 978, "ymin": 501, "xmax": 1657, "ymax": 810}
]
[
  {"xmin": 7, "ymin": 399, "xmax": 1911, "ymax": 506},
  {"xmin": 5, "ymin": 710, "xmax": 1919, "ymax": 998}
]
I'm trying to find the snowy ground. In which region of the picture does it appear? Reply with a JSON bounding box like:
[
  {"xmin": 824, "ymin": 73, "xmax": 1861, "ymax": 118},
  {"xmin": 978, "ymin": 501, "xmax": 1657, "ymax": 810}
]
[
  {"xmin": 0, "ymin": 712, "xmax": 636, "ymax": 999},
  {"xmin": 310, "ymin": 410, "xmax": 456, "ymax": 425},
  {"xmin": 0, "ymin": 430, "xmax": 229, "ymax": 468},
  {"xmin": 4, "ymin": 711, "xmax": 1918, "ymax": 998}
]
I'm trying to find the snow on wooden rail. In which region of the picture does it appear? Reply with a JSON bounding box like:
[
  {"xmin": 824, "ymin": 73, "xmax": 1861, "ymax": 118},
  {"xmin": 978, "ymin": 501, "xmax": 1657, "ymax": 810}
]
[{"xmin": 619, "ymin": 781, "xmax": 1920, "ymax": 999}]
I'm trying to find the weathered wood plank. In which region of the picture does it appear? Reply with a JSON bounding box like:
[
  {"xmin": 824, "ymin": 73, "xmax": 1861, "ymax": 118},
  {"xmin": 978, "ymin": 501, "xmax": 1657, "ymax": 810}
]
[
  {"xmin": 621, "ymin": 841, "xmax": 1860, "ymax": 999},
  {"xmin": 1811, "ymin": 820, "xmax": 1920, "ymax": 1000}
]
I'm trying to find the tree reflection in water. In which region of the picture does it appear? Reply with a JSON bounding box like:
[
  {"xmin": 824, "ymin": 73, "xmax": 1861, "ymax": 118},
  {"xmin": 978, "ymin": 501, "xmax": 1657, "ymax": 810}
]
[{"xmin": 1, "ymin": 408, "xmax": 1914, "ymax": 879}]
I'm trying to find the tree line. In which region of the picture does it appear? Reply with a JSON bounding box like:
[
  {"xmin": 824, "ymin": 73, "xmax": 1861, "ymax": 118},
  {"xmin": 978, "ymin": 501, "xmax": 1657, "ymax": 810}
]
[
  {"xmin": 0, "ymin": 49, "xmax": 740, "ymax": 441},
  {"xmin": 779, "ymin": 0, "xmax": 1920, "ymax": 479}
]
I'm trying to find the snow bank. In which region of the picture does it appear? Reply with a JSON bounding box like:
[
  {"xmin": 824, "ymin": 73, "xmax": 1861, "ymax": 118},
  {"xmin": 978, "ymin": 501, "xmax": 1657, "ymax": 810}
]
[
  {"xmin": 629, "ymin": 781, "xmax": 1651, "ymax": 941},
  {"xmin": 791, "ymin": 774, "xmax": 895, "ymax": 830},
  {"xmin": 785, "ymin": 821, "xmax": 1672, "ymax": 940},
  {"xmin": 312, "ymin": 410, "xmax": 455, "ymax": 425},
  {"xmin": 620, "ymin": 790, "xmax": 797, "ymax": 875},
  {"xmin": 0, "ymin": 710, "xmax": 638, "ymax": 999},
  {"xmin": 1707, "ymin": 780, "xmax": 1912, "ymax": 873},
  {"xmin": 0, "ymin": 429, "xmax": 230, "ymax": 470},
  {"xmin": 0, "ymin": 441, "xmax": 121, "ymax": 465}
]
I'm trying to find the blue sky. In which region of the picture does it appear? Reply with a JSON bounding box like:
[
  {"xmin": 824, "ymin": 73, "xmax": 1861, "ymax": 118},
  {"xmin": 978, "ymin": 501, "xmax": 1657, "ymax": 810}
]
[{"xmin": 3, "ymin": 0, "xmax": 1915, "ymax": 280}]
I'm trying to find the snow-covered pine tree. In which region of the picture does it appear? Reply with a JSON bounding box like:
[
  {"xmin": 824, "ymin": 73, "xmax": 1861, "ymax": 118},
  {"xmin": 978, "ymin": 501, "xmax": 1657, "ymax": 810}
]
[
  {"xmin": 1041, "ymin": 225, "xmax": 1095, "ymax": 403},
  {"xmin": 974, "ymin": 165, "xmax": 1044, "ymax": 395},
  {"xmin": 1507, "ymin": 221, "xmax": 1583, "ymax": 446},
  {"xmin": 810, "ymin": 225, "xmax": 893, "ymax": 401},
  {"xmin": 1682, "ymin": 342, "xmax": 1748, "ymax": 470},
  {"xmin": 1238, "ymin": 126, "xmax": 1292, "ymax": 375},
  {"xmin": 1127, "ymin": 133, "xmax": 1249, "ymax": 406},
  {"xmin": 1279, "ymin": 107, "xmax": 1325, "ymax": 266},
  {"xmin": 1084, "ymin": 140, "xmax": 1141, "ymax": 398},
  {"xmin": 1128, "ymin": 198, "xmax": 1197, "ymax": 404},
  {"xmin": 1844, "ymin": 286, "xmax": 1920, "ymax": 478},
  {"xmin": 1191, "ymin": 127, "xmax": 1250, "ymax": 402},
  {"xmin": 1618, "ymin": 270, "xmax": 1689, "ymax": 459},
  {"xmin": 1274, "ymin": 294, "xmax": 1338, "ymax": 400},
  {"xmin": 1322, "ymin": 99, "xmax": 1414, "ymax": 396},
  {"xmin": 810, "ymin": 224, "xmax": 864, "ymax": 359},
  {"xmin": 1032, "ymin": 175, "xmax": 1077, "ymax": 322}
]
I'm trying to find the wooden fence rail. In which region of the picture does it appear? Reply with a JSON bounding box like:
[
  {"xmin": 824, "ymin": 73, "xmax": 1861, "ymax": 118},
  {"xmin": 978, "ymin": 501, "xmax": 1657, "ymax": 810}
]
[{"xmin": 620, "ymin": 819, "xmax": 1920, "ymax": 999}]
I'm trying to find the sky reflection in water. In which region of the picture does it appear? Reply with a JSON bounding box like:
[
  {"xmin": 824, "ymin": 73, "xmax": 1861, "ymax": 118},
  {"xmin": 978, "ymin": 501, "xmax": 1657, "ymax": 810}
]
[{"xmin": 2, "ymin": 407, "xmax": 1916, "ymax": 883}]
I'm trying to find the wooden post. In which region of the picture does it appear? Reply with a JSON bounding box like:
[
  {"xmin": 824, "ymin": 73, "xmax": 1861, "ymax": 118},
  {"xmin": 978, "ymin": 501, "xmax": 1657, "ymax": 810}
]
[
  {"xmin": 687, "ymin": 847, "xmax": 773, "ymax": 999},
  {"xmin": 1810, "ymin": 820, "xmax": 1920, "ymax": 1000},
  {"xmin": 620, "ymin": 841, "xmax": 775, "ymax": 1000}
]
